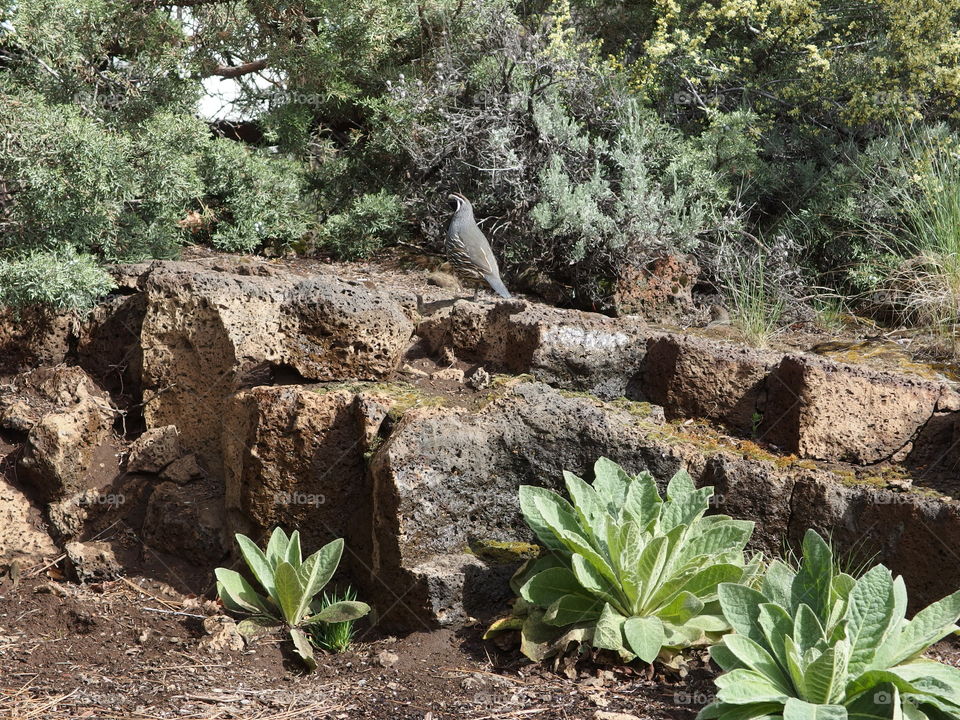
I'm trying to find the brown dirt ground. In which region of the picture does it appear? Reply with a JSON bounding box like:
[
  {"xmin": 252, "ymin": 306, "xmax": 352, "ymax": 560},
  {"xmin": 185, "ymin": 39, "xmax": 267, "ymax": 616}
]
[
  {"xmin": 4, "ymin": 570, "xmax": 960, "ymax": 720},
  {"xmin": 1, "ymin": 572, "xmax": 725, "ymax": 720}
]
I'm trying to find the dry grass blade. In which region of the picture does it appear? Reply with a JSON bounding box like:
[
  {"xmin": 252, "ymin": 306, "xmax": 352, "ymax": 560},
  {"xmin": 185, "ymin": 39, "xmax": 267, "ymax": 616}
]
[{"xmin": 0, "ymin": 687, "xmax": 79, "ymax": 720}]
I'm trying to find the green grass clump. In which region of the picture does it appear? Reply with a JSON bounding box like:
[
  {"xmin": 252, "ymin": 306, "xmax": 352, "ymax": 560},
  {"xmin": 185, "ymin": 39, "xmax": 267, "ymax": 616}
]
[
  {"xmin": 721, "ymin": 247, "xmax": 786, "ymax": 348},
  {"xmin": 310, "ymin": 586, "xmax": 361, "ymax": 653}
]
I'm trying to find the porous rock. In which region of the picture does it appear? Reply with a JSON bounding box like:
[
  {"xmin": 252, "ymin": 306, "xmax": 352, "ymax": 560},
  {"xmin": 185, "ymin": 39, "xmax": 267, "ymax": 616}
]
[
  {"xmin": 761, "ymin": 355, "xmax": 944, "ymax": 463},
  {"xmin": 65, "ymin": 540, "xmax": 122, "ymax": 582},
  {"xmin": 142, "ymin": 481, "xmax": 227, "ymax": 564},
  {"xmin": 365, "ymin": 381, "xmax": 689, "ymax": 628},
  {"xmin": 0, "ymin": 366, "xmax": 117, "ymax": 500},
  {"xmin": 199, "ymin": 615, "xmax": 245, "ymax": 654},
  {"xmin": 416, "ymin": 301, "xmax": 651, "ymax": 398},
  {"xmin": 0, "ymin": 478, "xmax": 57, "ymax": 565},
  {"xmin": 222, "ymin": 385, "xmax": 375, "ymax": 568},
  {"xmin": 641, "ymin": 334, "xmax": 782, "ymax": 434},
  {"xmin": 612, "ymin": 253, "xmax": 699, "ymax": 321},
  {"xmin": 363, "ymin": 380, "xmax": 960, "ymax": 628},
  {"xmin": 127, "ymin": 425, "xmax": 182, "ymax": 474},
  {"xmin": 160, "ymin": 454, "xmax": 206, "ymax": 485},
  {"xmin": 139, "ymin": 262, "xmax": 413, "ymax": 470}
]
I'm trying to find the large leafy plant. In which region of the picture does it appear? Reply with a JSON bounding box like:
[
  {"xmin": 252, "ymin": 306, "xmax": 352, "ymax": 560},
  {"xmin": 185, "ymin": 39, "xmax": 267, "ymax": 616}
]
[
  {"xmin": 215, "ymin": 528, "xmax": 370, "ymax": 671},
  {"xmin": 494, "ymin": 458, "xmax": 759, "ymax": 663},
  {"xmin": 701, "ymin": 529, "xmax": 960, "ymax": 720}
]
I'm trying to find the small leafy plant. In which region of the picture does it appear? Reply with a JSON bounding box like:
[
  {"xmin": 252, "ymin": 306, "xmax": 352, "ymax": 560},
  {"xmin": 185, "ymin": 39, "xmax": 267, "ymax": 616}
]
[
  {"xmin": 216, "ymin": 528, "xmax": 370, "ymax": 671},
  {"xmin": 309, "ymin": 586, "xmax": 361, "ymax": 653},
  {"xmin": 490, "ymin": 458, "xmax": 760, "ymax": 664},
  {"xmin": 700, "ymin": 529, "xmax": 960, "ymax": 719}
]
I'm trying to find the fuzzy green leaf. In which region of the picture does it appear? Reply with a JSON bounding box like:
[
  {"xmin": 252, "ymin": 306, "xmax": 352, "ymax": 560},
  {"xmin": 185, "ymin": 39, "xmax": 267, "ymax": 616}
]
[
  {"xmin": 274, "ymin": 561, "xmax": 305, "ymax": 624},
  {"xmin": 285, "ymin": 530, "xmax": 303, "ymax": 566},
  {"xmin": 592, "ymin": 457, "xmax": 633, "ymax": 512},
  {"xmin": 718, "ymin": 582, "xmax": 769, "ymax": 645},
  {"xmin": 296, "ymin": 538, "xmax": 344, "ymax": 618},
  {"xmin": 235, "ymin": 534, "xmax": 277, "ymax": 600},
  {"xmin": 660, "ymin": 487, "xmax": 712, "ymax": 532},
  {"xmin": 657, "ymin": 591, "xmax": 705, "ymax": 625},
  {"xmin": 564, "ymin": 471, "xmax": 609, "ymax": 540},
  {"xmin": 803, "ymin": 642, "xmax": 849, "ymax": 704},
  {"xmin": 723, "ymin": 634, "xmax": 793, "ymax": 694},
  {"xmin": 520, "ymin": 566, "xmax": 584, "ymax": 606},
  {"xmin": 307, "ymin": 600, "xmax": 370, "ymax": 624},
  {"xmin": 623, "ymin": 615, "xmax": 665, "ymax": 663},
  {"xmin": 846, "ymin": 565, "xmax": 897, "ymax": 675},
  {"xmin": 215, "ymin": 568, "xmax": 274, "ymax": 617},
  {"xmin": 571, "ymin": 553, "xmax": 625, "ymax": 610},
  {"xmin": 782, "ymin": 698, "xmax": 847, "ymax": 720},
  {"xmin": 289, "ymin": 627, "xmax": 317, "ymax": 672},
  {"xmin": 666, "ymin": 469, "xmax": 697, "ymax": 498},
  {"xmin": 266, "ymin": 527, "xmax": 290, "ymax": 568},
  {"xmin": 762, "ymin": 560, "xmax": 797, "ymax": 610},
  {"xmin": 518, "ymin": 486, "xmax": 572, "ymax": 551},
  {"xmin": 593, "ymin": 603, "xmax": 627, "ymax": 652},
  {"xmin": 791, "ymin": 530, "xmax": 834, "ymax": 621},
  {"xmin": 622, "ymin": 472, "xmax": 662, "ymax": 527},
  {"xmin": 715, "ymin": 668, "xmax": 793, "ymax": 704},
  {"xmin": 876, "ymin": 588, "xmax": 960, "ymax": 668},
  {"xmin": 543, "ymin": 593, "xmax": 604, "ymax": 626}
]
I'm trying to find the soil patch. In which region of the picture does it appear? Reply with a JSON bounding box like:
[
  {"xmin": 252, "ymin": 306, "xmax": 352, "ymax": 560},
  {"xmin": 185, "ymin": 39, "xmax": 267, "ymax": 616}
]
[{"xmin": 1, "ymin": 574, "xmax": 720, "ymax": 719}]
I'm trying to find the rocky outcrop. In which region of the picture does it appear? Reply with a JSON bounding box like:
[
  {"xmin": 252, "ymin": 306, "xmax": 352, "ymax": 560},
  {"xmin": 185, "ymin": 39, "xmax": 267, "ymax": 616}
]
[
  {"xmin": 0, "ymin": 480, "xmax": 57, "ymax": 565},
  {"xmin": 5, "ymin": 256, "xmax": 960, "ymax": 634},
  {"xmin": 417, "ymin": 301, "xmax": 651, "ymax": 398},
  {"xmin": 418, "ymin": 300, "xmax": 960, "ymax": 469},
  {"xmin": 761, "ymin": 355, "xmax": 947, "ymax": 463},
  {"xmin": 361, "ymin": 382, "xmax": 960, "ymax": 623},
  {"xmin": 0, "ymin": 366, "xmax": 117, "ymax": 501},
  {"xmin": 142, "ymin": 481, "xmax": 227, "ymax": 564},
  {"xmin": 140, "ymin": 262, "xmax": 414, "ymax": 470},
  {"xmin": 641, "ymin": 334, "xmax": 781, "ymax": 435},
  {"xmin": 222, "ymin": 385, "xmax": 377, "ymax": 567}
]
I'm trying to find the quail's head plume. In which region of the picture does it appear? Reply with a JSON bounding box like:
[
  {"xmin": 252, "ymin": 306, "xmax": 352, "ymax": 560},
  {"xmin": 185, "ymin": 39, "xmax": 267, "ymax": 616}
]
[{"xmin": 445, "ymin": 193, "xmax": 511, "ymax": 299}]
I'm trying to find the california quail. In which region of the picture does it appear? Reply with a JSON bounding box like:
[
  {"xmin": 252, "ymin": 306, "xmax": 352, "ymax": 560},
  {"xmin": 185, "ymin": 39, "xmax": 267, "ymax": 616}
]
[{"xmin": 446, "ymin": 193, "xmax": 511, "ymax": 299}]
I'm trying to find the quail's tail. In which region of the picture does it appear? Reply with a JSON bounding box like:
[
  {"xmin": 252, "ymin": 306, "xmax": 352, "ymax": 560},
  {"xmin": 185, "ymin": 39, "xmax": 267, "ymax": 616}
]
[{"xmin": 484, "ymin": 274, "xmax": 512, "ymax": 299}]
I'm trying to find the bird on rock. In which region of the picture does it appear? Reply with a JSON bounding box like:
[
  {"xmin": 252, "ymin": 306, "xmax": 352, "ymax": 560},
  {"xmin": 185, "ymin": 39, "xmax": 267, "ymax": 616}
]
[{"xmin": 445, "ymin": 192, "xmax": 511, "ymax": 299}]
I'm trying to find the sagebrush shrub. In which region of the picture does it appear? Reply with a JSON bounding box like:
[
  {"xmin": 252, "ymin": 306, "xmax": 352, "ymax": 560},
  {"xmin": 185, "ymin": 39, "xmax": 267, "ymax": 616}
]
[
  {"xmin": 0, "ymin": 247, "xmax": 115, "ymax": 311},
  {"xmin": 282, "ymin": 0, "xmax": 744, "ymax": 308}
]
